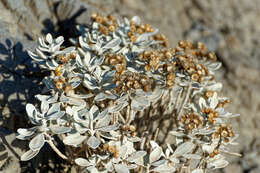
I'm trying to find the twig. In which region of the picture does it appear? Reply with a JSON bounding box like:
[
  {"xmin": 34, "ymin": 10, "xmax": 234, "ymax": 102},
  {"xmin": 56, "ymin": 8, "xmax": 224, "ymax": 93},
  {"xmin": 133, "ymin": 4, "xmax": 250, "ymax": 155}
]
[
  {"xmin": 45, "ymin": 133, "xmax": 68, "ymax": 160},
  {"xmin": 153, "ymin": 128, "xmax": 159, "ymax": 141},
  {"xmin": 177, "ymin": 83, "xmax": 192, "ymax": 119}
]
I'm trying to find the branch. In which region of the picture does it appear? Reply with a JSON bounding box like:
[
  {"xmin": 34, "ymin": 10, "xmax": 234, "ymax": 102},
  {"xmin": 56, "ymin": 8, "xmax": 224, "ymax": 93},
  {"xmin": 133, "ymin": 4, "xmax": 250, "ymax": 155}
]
[
  {"xmin": 177, "ymin": 83, "xmax": 192, "ymax": 119},
  {"xmin": 45, "ymin": 133, "xmax": 68, "ymax": 160}
]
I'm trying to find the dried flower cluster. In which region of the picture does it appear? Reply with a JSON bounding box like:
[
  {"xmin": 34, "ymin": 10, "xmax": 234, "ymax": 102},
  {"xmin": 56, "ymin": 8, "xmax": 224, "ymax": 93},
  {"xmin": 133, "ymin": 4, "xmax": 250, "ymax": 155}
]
[{"xmin": 17, "ymin": 13, "xmax": 241, "ymax": 173}]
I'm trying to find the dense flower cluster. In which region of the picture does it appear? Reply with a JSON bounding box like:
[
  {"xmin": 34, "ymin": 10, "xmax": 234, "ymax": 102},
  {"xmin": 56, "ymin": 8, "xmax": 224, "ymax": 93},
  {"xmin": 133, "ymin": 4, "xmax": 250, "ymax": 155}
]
[{"xmin": 17, "ymin": 13, "xmax": 240, "ymax": 173}]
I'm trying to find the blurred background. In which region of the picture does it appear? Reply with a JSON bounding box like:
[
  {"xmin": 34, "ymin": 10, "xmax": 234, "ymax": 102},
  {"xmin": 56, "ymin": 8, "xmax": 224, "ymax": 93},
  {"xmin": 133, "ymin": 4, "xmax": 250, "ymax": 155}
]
[{"xmin": 0, "ymin": 0, "xmax": 259, "ymax": 172}]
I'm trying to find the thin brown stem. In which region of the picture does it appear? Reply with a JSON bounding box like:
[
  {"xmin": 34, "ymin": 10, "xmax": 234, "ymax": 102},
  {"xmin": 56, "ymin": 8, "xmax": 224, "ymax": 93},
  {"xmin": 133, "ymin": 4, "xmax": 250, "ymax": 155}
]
[{"xmin": 177, "ymin": 83, "xmax": 192, "ymax": 119}]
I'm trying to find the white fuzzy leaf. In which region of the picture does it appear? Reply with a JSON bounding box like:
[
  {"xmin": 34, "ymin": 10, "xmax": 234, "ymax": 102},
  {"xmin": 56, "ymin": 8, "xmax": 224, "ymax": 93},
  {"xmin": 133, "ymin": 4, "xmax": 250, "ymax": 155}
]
[
  {"xmin": 172, "ymin": 141, "xmax": 195, "ymax": 157},
  {"xmin": 50, "ymin": 125, "xmax": 71, "ymax": 134},
  {"xmin": 149, "ymin": 147, "xmax": 162, "ymax": 163},
  {"xmin": 29, "ymin": 133, "xmax": 45, "ymax": 151},
  {"xmin": 75, "ymin": 158, "xmax": 92, "ymax": 167},
  {"xmin": 199, "ymin": 97, "xmax": 207, "ymax": 109},
  {"xmin": 103, "ymin": 38, "xmax": 121, "ymax": 49},
  {"xmin": 127, "ymin": 151, "xmax": 147, "ymax": 162},
  {"xmin": 87, "ymin": 136, "xmax": 101, "ymax": 149},
  {"xmin": 152, "ymin": 164, "xmax": 176, "ymax": 172},
  {"xmin": 98, "ymin": 124, "xmax": 119, "ymax": 132},
  {"xmin": 17, "ymin": 127, "xmax": 36, "ymax": 137},
  {"xmin": 209, "ymin": 159, "xmax": 229, "ymax": 169},
  {"xmin": 63, "ymin": 133, "xmax": 87, "ymax": 146},
  {"xmin": 21, "ymin": 149, "xmax": 40, "ymax": 161},
  {"xmin": 46, "ymin": 33, "xmax": 53, "ymax": 44},
  {"xmin": 26, "ymin": 104, "xmax": 37, "ymax": 120},
  {"xmin": 209, "ymin": 92, "xmax": 218, "ymax": 109}
]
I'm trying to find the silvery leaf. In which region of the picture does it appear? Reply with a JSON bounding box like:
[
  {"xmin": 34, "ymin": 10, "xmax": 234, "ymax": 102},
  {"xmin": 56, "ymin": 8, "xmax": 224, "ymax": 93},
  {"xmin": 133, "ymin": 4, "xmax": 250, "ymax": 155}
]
[
  {"xmin": 103, "ymin": 38, "xmax": 121, "ymax": 49},
  {"xmin": 35, "ymin": 93, "xmax": 58, "ymax": 103},
  {"xmin": 152, "ymin": 164, "xmax": 176, "ymax": 173},
  {"xmin": 87, "ymin": 166, "xmax": 99, "ymax": 173},
  {"xmin": 46, "ymin": 60, "xmax": 57, "ymax": 70},
  {"xmin": 208, "ymin": 159, "xmax": 229, "ymax": 169},
  {"xmin": 90, "ymin": 105, "xmax": 99, "ymax": 120},
  {"xmin": 172, "ymin": 141, "xmax": 195, "ymax": 157},
  {"xmin": 191, "ymin": 169, "xmax": 203, "ymax": 173},
  {"xmin": 194, "ymin": 128, "xmax": 215, "ymax": 135},
  {"xmin": 94, "ymin": 92, "xmax": 117, "ymax": 101},
  {"xmin": 136, "ymin": 28, "xmax": 158, "ymax": 42},
  {"xmin": 26, "ymin": 103, "xmax": 37, "ymax": 120},
  {"xmin": 27, "ymin": 50, "xmax": 42, "ymax": 62},
  {"xmin": 56, "ymin": 46, "xmax": 75, "ymax": 55},
  {"xmin": 147, "ymin": 88, "xmax": 163, "ymax": 102},
  {"xmin": 206, "ymin": 82, "xmax": 222, "ymax": 91},
  {"xmin": 96, "ymin": 113, "xmax": 110, "ymax": 128},
  {"xmin": 75, "ymin": 158, "xmax": 92, "ymax": 167},
  {"xmin": 46, "ymin": 111, "xmax": 65, "ymax": 120},
  {"xmin": 169, "ymin": 157, "xmax": 179, "ymax": 164},
  {"xmin": 41, "ymin": 101, "xmax": 49, "ymax": 114},
  {"xmin": 55, "ymin": 36, "xmax": 64, "ymax": 44},
  {"xmin": 72, "ymin": 93, "xmax": 94, "ymax": 99},
  {"xmin": 149, "ymin": 147, "xmax": 162, "ymax": 163},
  {"xmin": 29, "ymin": 133, "xmax": 45, "ymax": 151},
  {"xmin": 46, "ymin": 33, "xmax": 53, "ymax": 44},
  {"xmin": 202, "ymin": 144, "xmax": 215, "ymax": 153},
  {"xmin": 98, "ymin": 124, "xmax": 119, "ymax": 132},
  {"xmin": 150, "ymin": 141, "xmax": 160, "ymax": 149},
  {"xmin": 127, "ymin": 151, "xmax": 147, "ymax": 162},
  {"xmin": 151, "ymin": 159, "xmax": 166, "ymax": 167},
  {"xmin": 42, "ymin": 77, "xmax": 56, "ymax": 90},
  {"xmin": 50, "ymin": 125, "xmax": 71, "ymax": 134},
  {"xmin": 97, "ymin": 109, "xmax": 108, "ymax": 120},
  {"xmin": 17, "ymin": 127, "xmax": 37, "ymax": 137},
  {"xmin": 108, "ymin": 103, "xmax": 127, "ymax": 113},
  {"xmin": 63, "ymin": 133, "xmax": 87, "ymax": 146},
  {"xmin": 60, "ymin": 94, "xmax": 86, "ymax": 106},
  {"xmin": 94, "ymin": 56, "xmax": 105, "ymax": 67},
  {"xmin": 83, "ymin": 78, "xmax": 99, "ymax": 90},
  {"xmin": 94, "ymin": 92, "xmax": 107, "ymax": 102},
  {"xmin": 36, "ymin": 48, "xmax": 47, "ymax": 59},
  {"xmin": 69, "ymin": 77, "xmax": 81, "ymax": 89},
  {"xmin": 21, "ymin": 149, "xmax": 40, "ymax": 161},
  {"xmin": 38, "ymin": 37, "xmax": 48, "ymax": 48},
  {"xmin": 87, "ymin": 136, "xmax": 101, "ymax": 149},
  {"xmin": 176, "ymin": 73, "xmax": 186, "ymax": 78},
  {"xmin": 114, "ymin": 164, "xmax": 129, "ymax": 173},
  {"xmin": 209, "ymin": 92, "xmax": 218, "ymax": 109},
  {"xmin": 102, "ymin": 83, "xmax": 116, "ymax": 90},
  {"xmin": 199, "ymin": 97, "xmax": 207, "ymax": 109},
  {"xmin": 131, "ymin": 97, "xmax": 150, "ymax": 111},
  {"xmin": 207, "ymin": 62, "xmax": 222, "ymax": 71},
  {"xmin": 47, "ymin": 103, "xmax": 60, "ymax": 116},
  {"xmin": 75, "ymin": 158, "xmax": 93, "ymax": 167},
  {"xmin": 75, "ymin": 123, "xmax": 88, "ymax": 134}
]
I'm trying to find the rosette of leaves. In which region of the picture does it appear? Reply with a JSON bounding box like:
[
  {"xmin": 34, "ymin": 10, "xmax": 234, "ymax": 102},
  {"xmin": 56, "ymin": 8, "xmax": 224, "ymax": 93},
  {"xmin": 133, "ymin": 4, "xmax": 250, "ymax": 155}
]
[
  {"xmin": 17, "ymin": 94, "xmax": 68, "ymax": 161},
  {"xmin": 63, "ymin": 105, "xmax": 119, "ymax": 149}
]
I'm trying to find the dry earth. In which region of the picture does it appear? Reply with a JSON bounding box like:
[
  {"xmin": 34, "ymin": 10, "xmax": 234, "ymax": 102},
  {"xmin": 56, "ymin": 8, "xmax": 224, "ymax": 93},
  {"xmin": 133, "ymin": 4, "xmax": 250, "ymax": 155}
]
[{"xmin": 0, "ymin": 0, "xmax": 260, "ymax": 172}]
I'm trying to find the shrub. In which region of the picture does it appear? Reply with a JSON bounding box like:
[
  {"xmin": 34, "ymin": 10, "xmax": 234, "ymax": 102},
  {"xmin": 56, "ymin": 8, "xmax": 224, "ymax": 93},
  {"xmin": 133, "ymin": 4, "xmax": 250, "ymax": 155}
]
[{"xmin": 17, "ymin": 13, "xmax": 241, "ymax": 173}]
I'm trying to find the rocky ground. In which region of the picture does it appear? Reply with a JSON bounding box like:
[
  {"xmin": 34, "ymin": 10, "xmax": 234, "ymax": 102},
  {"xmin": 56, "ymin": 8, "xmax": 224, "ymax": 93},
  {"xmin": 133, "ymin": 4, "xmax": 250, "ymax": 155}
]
[{"xmin": 0, "ymin": 0, "xmax": 259, "ymax": 172}]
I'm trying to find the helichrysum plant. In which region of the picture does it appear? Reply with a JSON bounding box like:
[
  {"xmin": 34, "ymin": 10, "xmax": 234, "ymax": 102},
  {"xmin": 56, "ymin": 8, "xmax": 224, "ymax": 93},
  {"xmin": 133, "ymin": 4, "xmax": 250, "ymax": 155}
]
[{"xmin": 17, "ymin": 13, "xmax": 241, "ymax": 173}]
